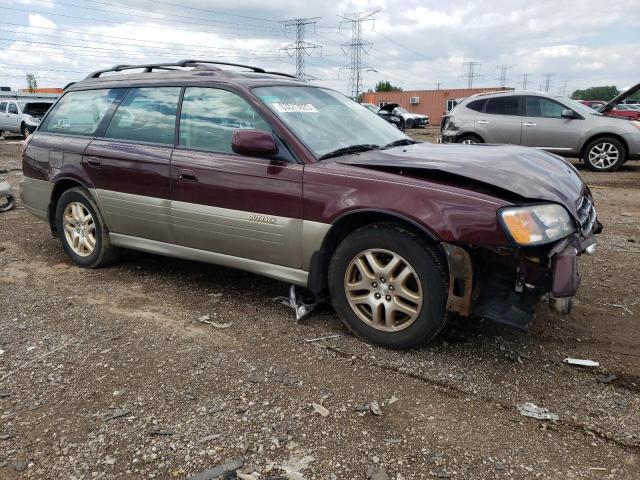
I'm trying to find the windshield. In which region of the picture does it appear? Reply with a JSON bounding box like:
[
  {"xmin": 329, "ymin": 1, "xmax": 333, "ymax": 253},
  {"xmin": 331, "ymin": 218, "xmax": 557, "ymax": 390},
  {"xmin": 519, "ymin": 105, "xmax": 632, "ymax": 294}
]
[
  {"xmin": 254, "ymin": 86, "xmax": 408, "ymax": 159},
  {"xmin": 395, "ymin": 107, "xmax": 409, "ymax": 114}
]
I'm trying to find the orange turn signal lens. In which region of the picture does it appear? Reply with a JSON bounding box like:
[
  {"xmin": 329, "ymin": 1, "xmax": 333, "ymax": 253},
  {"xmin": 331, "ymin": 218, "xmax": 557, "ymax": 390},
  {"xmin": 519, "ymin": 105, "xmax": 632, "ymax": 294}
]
[{"xmin": 501, "ymin": 210, "xmax": 544, "ymax": 245}]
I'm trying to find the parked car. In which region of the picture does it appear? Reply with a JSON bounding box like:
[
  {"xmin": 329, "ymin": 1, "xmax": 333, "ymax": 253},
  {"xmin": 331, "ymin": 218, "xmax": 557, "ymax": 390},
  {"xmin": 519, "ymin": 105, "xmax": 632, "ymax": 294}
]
[
  {"xmin": 578, "ymin": 100, "xmax": 606, "ymax": 111},
  {"xmin": 21, "ymin": 60, "xmax": 600, "ymax": 349},
  {"xmin": 441, "ymin": 84, "xmax": 640, "ymax": 172},
  {"xmin": 0, "ymin": 99, "xmax": 54, "ymax": 138},
  {"xmin": 361, "ymin": 102, "xmax": 405, "ymax": 130},
  {"xmin": 390, "ymin": 106, "xmax": 429, "ymax": 128}
]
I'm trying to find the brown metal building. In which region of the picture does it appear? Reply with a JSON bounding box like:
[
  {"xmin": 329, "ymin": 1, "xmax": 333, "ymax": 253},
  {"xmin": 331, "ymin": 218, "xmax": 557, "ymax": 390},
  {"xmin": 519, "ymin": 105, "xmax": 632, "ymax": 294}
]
[{"xmin": 361, "ymin": 87, "xmax": 512, "ymax": 124}]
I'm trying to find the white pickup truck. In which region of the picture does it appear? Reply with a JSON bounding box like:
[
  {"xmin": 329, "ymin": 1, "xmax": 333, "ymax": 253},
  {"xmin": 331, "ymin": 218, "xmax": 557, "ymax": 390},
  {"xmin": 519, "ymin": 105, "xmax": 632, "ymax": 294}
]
[{"xmin": 0, "ymin": 99, "xmax": 54, "ymax": 138}]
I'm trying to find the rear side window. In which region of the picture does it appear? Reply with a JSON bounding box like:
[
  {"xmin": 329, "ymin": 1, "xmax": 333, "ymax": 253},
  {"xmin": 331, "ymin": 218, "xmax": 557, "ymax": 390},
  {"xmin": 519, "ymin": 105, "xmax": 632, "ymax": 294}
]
[
  {"xmin": 41, "ymin": 89, "xmax": 122, "ymax": 135},
  {"xmin": 8, "ymin": 103, "xmax": 18, "ymax": 114},
  {"xmin": 525, "ymin": 97, "xmax": 567, "ymax": 118},
  {"xmin": 105, "ymin": 87, "xmax": 181, "ymax": 145},
  {"xmin": 179, "ymin": 87, "xmax": 270, "ymax": 153},
  {"xmin": 0, "ymin": 102, "xmax": 6, "ymax": 113},
  {"xmin": 485, "ymin": 96, "xmax": 520, "ymax": 115},
  {"xmin": 466, "ymin": 99, "xmax": 485, "ymax": 112}
]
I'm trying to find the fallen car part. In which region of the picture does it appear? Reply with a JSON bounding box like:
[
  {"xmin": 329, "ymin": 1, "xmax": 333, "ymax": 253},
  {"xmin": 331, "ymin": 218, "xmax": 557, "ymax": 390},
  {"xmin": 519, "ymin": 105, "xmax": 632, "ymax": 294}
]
[
  {"xmin": 442, "ymin": 243, "xmax": 473, "ymax": 317},
  {"xmin": 517, "ymin": 402, "xmax": 559, "ymax": 421},
  {"xmin": 0, "ymin": 178, "xmax": 15, "ymax": 212},
  {"xmin": 549, "ymin": 295, "xmax": 573, "ymax": 315},
  {"xmin": 597, "ymin": 373, "xmax": 617, "ymax": 384},
  {"xmin": 273, "ymin": 285, "xmax": 322, "ymax": 322},
  {"xmin": 564, "ymin": 358, "xmax": 600, "ymax": 368}
]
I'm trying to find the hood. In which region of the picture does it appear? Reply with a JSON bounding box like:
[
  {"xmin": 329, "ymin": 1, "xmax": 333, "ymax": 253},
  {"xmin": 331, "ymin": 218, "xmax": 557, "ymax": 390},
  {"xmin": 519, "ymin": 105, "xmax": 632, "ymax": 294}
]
[
  {"xmin": 378, "ymin": 103, "xmax": 399, "ymax": 113},
  {"xmin": 336, "ymin": 143, "xmax": 586, "ymax": 217},
  {"xmin": 600, "ymin": 82, "xmax": 640, "ymax": 114},
  {"xmin": 22, "ymin": 102, "xmax": 53, "ymax": 118}
]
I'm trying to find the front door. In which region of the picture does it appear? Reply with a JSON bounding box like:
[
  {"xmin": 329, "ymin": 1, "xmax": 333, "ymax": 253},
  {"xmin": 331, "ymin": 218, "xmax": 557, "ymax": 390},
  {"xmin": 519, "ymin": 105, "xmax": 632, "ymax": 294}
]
[
  {"xmin": 83, "ymin": 86, "xmax": 181, "ymax": 243},
  {"xmin": 475, "ymin": 95, "xmax": 522, "ymax": 144},
  {"xmin": 0, "ymin": 102, "xmax": 7, "ymax": 129},
  {"xmin": 6, "ymin": 102, "xmax": 21, "ymax": 131},
  {"xmin": 521, "ymin": 96, "xmax": 582, "ymax": 153},
  {"xmin": 171, "ymin": 86, "xmax": 304, "ymax": 268}
]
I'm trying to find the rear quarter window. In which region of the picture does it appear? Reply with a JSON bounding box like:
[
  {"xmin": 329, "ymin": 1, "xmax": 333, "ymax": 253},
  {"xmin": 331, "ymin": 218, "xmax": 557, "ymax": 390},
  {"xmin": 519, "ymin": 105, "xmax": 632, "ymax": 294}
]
[
  {"xmin": 484, "ymin": 96, "xmax": 520, "ymax": 115},
  {"xmin": 41, "ymin": 89, "xmax": 123, "ymax": 136}
]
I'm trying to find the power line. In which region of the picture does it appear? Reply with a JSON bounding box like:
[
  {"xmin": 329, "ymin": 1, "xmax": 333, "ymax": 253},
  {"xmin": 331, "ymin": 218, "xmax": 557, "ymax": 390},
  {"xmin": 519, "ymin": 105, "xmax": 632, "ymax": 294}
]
[
  {"xmin": 461, "ymin": 61, "xmax": 481, "ymax": 88},
  {"xmin": 496, "ymin": 64, "xmax": 513, "ymax": 88},
  {"xmin": 281, "ymin": 18, "xmax": 321, "ymax": 80},
  {"xmin": 339, "ymin": 10, "xmax": 378, "ymax": 100}
]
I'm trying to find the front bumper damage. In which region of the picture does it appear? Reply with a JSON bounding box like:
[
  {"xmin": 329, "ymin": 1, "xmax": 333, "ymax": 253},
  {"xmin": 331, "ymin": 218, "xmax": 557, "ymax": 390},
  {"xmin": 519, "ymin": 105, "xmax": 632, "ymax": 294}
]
[{"xmin": 442, "ymin": 224, "xmax": 600, "ymax": 329}]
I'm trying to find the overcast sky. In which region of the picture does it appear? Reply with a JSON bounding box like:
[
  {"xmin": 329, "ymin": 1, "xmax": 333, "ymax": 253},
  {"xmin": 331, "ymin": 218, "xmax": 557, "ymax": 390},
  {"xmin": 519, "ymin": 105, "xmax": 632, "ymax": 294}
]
[{"xmin": 1, "ymin": 0, "xmax": 638, "ymax": 95}]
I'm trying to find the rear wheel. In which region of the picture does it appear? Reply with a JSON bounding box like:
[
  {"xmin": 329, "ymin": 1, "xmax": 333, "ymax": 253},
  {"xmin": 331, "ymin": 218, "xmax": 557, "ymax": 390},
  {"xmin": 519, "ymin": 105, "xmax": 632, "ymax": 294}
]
[
  {"xmin": 583, "ymin": 137, "xmax": 626, "ymax": 172},
  {"xmin": 405, "ymin": 118, "xmax": 414, "ymax": 129},
  {"xmin": 55, "ymin": 187, "xmax": 119, "ymax": 268},
  {"xmin": 457, "ymin": 133, "xmax": 483, "ymax": 144},
  {"xmin": 328, "ymin": 224, "xmax": 449, "ymax": 349}
]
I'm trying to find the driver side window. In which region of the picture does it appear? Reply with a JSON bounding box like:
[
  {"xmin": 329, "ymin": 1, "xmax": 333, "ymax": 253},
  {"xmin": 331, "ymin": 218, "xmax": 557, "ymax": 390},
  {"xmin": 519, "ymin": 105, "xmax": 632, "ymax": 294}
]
[
  {"xmin": 178, "ymin": 87, "xmax": 270, "ymax": 154},
  {"xmin": 526, "ymin": 96, "xmax": 567, "ymax": 118}
]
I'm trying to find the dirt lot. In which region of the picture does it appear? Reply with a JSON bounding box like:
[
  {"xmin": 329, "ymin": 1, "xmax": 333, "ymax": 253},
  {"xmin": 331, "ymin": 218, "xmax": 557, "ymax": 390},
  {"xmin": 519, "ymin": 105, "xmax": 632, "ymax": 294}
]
[{"xmin": 1, "ymin": 128, "xmax": 639, "ymax": 479}]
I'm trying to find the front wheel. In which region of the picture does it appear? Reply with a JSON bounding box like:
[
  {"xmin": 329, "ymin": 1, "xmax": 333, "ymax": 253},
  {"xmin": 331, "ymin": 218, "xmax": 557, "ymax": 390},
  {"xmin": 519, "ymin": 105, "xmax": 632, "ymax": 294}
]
[
  {"xmin": 55, "ymin": 187, "xmax": 119, "ymax": 268},
  {"xmin": 457, "ymin": 133, "xmax": 483, "ymax": 144},
  {"xmin": 328, "ymin": 224, "xmax": 449, "ymax": 349},
  {"xmin": 583, "ymin": 137, "xmax": 626, "ymax": 172},
  {"xmin": 21, "ymin": 123, "xmax": 35, "ymax": 138}
]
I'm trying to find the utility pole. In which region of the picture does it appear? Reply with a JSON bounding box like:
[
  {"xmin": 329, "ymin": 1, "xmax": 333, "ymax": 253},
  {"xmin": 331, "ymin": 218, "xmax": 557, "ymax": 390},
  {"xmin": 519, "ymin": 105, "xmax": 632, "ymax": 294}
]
[
  {"xmin": 521, "ymin": 73, "xmax": 530, "ymax": 90},
  {"xmin": 496, "ymin": 64, "xmax": 513, "ymax": 88},
  {"xmin": 433, "ymin": 82, "xmax": 442, "ymax": 90},
  {"xmin": 281, "ymin": 17, "xmax": 321, "ymax": 80},
  {"xmin": 543, "ymin": 73, "xmax": 554, "ymax": 93},
  {"xmin": 339, "ymin": 10, "xmax": 378, "ymax": 100},
  {"xmin": 461, "ymin": 61, "xmax": 481, "ymax": 88},
  {"xmin": 559, "ymin": 79, "xmax": 568, "ymax": 96}
]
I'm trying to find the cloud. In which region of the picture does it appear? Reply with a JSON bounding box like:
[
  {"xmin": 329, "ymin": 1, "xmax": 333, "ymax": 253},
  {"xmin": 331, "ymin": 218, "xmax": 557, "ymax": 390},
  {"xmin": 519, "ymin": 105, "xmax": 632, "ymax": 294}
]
[{"xmin": 28, "ymin": 13, "xmax": 57, "ymax": 30}]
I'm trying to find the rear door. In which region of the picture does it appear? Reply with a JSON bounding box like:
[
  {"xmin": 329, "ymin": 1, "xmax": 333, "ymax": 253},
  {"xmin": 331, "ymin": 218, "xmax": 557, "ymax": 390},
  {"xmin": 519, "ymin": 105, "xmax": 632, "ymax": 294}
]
[
  {"xmin": 521, "ymin": 96, "xmax": 582, "ymax": 153},
  {"xmin": 171, "ymin": 86, "xmax": 304, "ymax": 268},
  {"xmin": 83, "ymin": 86, "xmax": 181, "ymax": 243},
  {"xmin": 475, "ymin": 95, "xmax": 522, "ymax": 144}
]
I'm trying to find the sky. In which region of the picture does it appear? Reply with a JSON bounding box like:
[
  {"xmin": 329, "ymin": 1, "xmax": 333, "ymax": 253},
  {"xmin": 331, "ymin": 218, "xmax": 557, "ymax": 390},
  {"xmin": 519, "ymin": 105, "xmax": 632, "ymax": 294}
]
[{"xmin": 1, "ymin": 0, "xmax": 638, "ymax": 95}]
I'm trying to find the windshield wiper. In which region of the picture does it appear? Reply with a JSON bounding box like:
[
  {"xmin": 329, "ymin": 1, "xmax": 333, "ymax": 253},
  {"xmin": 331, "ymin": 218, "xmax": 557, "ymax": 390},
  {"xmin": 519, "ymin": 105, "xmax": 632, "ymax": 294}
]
[
  {"xmin": 382, "ymin": 139, "xmax": 418, "ymax": 149},
  {"xmin": 319, "ymin": 144, "xmax": 380, "ymax": 160}
]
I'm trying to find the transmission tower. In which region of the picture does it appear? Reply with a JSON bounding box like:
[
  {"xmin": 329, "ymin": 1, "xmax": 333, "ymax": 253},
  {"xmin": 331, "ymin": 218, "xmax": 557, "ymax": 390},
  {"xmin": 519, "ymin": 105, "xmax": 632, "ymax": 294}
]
[
  {"xmin": 521, "ymin": 73, "xmax": 530, "ymax": 90},
  {"xmin": 543, "ymin": 73, "xmax": 554, "ymax": 92},
  {"xmin": 496, "ymin": 64, "xmax": 513, "ymax": 88},
  {"xmin": 461, "ymin": 61, "xmax": 481, "ymax": 88},
  {"xmin": 281, "ymin": 17, "xmax": 321, "ymax": 80},
  {"xmin": 559, "ymin": 79, "xmax": 568, "ymax": 96},
  {"xmin": 339, "ymin": 10, "xmax": 378, "ymax": 100}
]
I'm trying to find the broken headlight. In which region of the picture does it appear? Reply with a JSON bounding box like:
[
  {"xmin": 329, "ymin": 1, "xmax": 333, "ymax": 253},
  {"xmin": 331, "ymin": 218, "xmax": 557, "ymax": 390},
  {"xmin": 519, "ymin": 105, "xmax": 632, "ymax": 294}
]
[{"xmin": 499, "ymin": 204, "xmax": 575, "ymax": 246}]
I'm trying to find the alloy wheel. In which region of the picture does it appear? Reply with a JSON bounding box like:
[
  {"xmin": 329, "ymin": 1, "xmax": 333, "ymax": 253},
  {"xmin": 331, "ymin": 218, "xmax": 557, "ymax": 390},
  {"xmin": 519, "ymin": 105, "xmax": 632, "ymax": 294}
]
[
  {"xmin": 344, "ymin": 248, "xmax": 423, "ymax": 332},
  {"xmin": 588, "ymin": 142, "xmax": 619, "ymax": 170},
  {"xmin": 63, "ymin": 202, "xmax": 96, "ymax": 257}
]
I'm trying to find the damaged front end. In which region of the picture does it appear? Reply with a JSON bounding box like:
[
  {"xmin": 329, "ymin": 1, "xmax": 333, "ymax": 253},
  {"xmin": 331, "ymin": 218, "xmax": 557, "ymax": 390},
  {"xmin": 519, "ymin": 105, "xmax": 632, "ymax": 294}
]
[{"xmin": 443, "ymin": 198, "xmax": 601, "ymax": 330}]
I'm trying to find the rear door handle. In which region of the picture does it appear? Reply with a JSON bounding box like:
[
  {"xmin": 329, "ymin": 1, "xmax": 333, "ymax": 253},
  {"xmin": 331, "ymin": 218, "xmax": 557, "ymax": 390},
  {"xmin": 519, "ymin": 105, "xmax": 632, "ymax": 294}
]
[
  {"xmin": 86, "ymin": 156, "xmax": 102, "ymax": 167},
  {"xmin": 177, "ymin": 168, "xmax": 198, "ymax": 182},
  {"xmin": 477, "ymin": 120, "xmax": 489, "ymax": 124},
  {"xmin": 523, "ymin": 122, "xmax": 537, "ymax": 127}
]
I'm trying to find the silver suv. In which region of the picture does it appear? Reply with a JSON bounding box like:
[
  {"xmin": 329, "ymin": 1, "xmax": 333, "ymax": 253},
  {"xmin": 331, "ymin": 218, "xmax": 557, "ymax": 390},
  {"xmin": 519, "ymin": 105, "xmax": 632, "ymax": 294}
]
[{"xmin": 441, "ymin": 86, "xmax": 640, "ymax": 172}]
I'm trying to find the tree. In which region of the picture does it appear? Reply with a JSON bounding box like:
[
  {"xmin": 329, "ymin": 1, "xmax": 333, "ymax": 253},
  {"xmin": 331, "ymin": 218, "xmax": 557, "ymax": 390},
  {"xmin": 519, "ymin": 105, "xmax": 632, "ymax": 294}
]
[
  {"xmin": 375, "ymin": 80, "xmax": 403, "ymax": 92},
  {"xmin": 571, "ymin": 86, "xmax": 619, "ymax": 101},
  {"xmin": 26, "ymin": 73, "xmax": 38, "ymax": 93}
]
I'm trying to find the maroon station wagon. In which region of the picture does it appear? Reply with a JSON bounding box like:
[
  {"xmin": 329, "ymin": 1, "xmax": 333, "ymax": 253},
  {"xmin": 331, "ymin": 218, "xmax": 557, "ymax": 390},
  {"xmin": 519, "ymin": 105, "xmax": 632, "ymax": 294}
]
[{"xmin": 20, "ymin": 60, "xmax": 601, "ymax": 349}]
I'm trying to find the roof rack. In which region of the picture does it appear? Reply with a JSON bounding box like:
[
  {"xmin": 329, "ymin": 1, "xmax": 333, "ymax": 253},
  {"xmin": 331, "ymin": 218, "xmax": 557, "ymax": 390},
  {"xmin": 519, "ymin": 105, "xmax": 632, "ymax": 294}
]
[{"xmin": 85, "ymin": 60, "xmax": 298, "ymax": 80}]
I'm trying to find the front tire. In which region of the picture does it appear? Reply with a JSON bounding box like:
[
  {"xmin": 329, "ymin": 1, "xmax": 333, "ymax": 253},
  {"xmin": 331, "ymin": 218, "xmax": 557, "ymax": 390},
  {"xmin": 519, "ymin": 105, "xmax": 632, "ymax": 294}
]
[
  {"xmin": 21, "ymin": 123, "xmax": 34, "ymax": 138},
  {"xmin": 328, "ymin": 224, "xmax": 449, "ymax": 349},
  {"xmin": 583, "ymin": 137, "xmax": 626, "ymax": 172},
  {"xmin": 405, "ymin": 119, "xmax": 414, "ymax": 129},
  {"xmin": 457, "ymin": 133, "xmax": 483, "ymax": 144},
  {"xmin": 55, "ymin": 187, "xmax": 119, "ymax": 268}
]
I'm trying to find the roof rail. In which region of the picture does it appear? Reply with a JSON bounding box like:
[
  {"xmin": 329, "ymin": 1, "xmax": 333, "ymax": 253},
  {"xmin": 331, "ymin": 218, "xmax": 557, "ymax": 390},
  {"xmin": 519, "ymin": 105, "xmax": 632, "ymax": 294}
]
[{"xmin": 85, "ymin": 60, "xmax": 298, "ymax": 80}]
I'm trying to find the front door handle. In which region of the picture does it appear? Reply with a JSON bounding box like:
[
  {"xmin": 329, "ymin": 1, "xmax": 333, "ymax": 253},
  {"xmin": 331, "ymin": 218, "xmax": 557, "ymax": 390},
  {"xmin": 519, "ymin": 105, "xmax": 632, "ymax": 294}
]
[
  {"xmin": 523, "ymin": 122, "xmax": 537, "ymax": 127},
  {"xmin": 477, "ymin": 120, "xmax": 490, "ymax": 124},
  {"xmin": 86, "ymin": 156, "xmax": 102, "ymax": 167},
  {"xmin": 177, "ymin": 168, "xmax": 198, "ymax": 182}
]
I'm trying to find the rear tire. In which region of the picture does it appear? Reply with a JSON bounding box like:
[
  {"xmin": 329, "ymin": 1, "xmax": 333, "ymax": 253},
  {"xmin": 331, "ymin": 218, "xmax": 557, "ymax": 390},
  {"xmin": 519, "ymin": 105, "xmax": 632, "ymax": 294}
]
[
  {"xmin": 405, "ymin": 119, "xmax": 414, "ymax": 129},
  {"xmin": 55, "ymin": 187, "xmax": 119, "ymax": 268},
  {"xmin": 583, "ymin": 137, "xmax": 626, "ymax": 172},
  {"xmin": 328, "ymin": 224, "xmax": 449, "ymax": 349},
  {"xmin": 457, "ymin": 133, "xmax": 483, "ymax": 144}
]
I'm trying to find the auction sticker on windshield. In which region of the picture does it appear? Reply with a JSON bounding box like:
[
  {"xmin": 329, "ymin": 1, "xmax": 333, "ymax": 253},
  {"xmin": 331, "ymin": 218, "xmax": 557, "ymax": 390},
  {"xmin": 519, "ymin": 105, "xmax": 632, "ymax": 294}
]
[{"xmin": 272, "ymin": 102, "xmax": 319, "ymax": 113}]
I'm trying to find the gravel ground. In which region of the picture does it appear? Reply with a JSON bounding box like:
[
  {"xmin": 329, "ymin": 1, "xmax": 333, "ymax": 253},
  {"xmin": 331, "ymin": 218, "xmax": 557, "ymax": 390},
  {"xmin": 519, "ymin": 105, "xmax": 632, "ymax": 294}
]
[{"xmin": 1, "ymin": 128, "xmax": 639, "ymax": 479}]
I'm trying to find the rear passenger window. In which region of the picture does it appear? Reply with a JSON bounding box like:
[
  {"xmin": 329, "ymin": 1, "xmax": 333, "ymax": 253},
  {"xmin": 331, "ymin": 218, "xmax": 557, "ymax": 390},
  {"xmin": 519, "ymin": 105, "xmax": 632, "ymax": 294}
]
[
  {"xmin": 485, "ymin": 96, "xmax": 520, "ymax": 115},
  {"xmin": 105, "ymin": 87, "xmax": 181, "ymax": 144},
  {"xmin": 466, "ymin": 99, "xmax": 485, "ymax": 112},
  {"xmin": 41, "ymin": 89, "xmax": 123, "ymax": 135},
  {"xmin": 179, "ymin": 87, "xmax": 270, "ymax": 153}
]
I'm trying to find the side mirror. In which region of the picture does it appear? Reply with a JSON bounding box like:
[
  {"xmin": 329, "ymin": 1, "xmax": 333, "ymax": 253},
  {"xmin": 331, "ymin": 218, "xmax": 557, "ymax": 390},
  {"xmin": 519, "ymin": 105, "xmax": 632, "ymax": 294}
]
[
  {"xmin": 561, "ymin": 109, "xmax": 577, "ymax": 119},
  {"xmin": 231, "ymin": 129, "xmax": 278, "ymax": 157}
]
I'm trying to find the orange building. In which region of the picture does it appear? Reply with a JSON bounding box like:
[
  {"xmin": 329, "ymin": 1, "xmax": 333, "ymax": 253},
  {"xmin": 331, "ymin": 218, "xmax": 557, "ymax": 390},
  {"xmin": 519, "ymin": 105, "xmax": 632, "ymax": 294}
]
[
  {"xmin": 19, "ymin": 88, "xmax": 64, "ymax": 94},
  {"xmin": 361, "ymin": 87, "xmax": 513, "ymax": 125}
]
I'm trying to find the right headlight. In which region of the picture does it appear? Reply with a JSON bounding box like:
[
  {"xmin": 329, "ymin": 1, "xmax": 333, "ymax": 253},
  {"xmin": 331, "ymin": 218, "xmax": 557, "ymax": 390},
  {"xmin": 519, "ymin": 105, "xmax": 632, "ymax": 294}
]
[{"xmin": 499, "ymin": 203, "xmax": 575, "ymax": 246}]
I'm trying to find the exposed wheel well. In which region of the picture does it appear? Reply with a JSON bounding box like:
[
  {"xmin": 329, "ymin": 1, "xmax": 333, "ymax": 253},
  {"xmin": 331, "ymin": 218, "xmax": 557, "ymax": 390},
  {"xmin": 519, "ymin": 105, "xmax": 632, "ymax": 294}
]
[
  {"xmin": 48, "ymin": 179, "xmax": 84, "ymax": 233},
  {"xmin": 307, "ymin": 211, "xmax": 441, "ymax": 297},
  {"xmin": 580, "ymin": 133, "xmax": 629, "ymax": 161}
]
